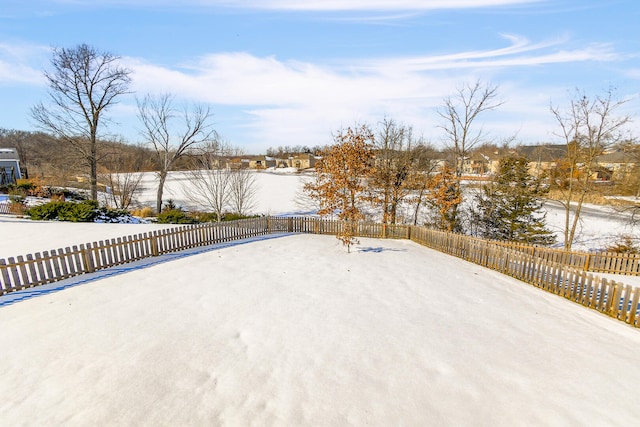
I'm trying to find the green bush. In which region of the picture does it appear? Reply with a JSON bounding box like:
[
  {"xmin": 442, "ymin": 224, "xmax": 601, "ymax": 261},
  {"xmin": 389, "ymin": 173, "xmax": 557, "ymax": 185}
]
[
  {"xmin": 221, "ymin": 212, "xmax": 261, "ymax": 221},
  {"xmin": 25, "ymin": 201, "xmax": 64, "ymax": 220},
  {"xmin": 187, "ymin": 211, "xmax": 261, "ymax": 222},
  {"xmin": 94, "ymin": 207, "xmax": 132, "ymax": 223},
  {"xmin": 156, "ymin": 209, "xmax": 197, "ymax": 224},
  {"xmin": 26, "ymin": 200, "xmax": 99, "ymax": 222}
]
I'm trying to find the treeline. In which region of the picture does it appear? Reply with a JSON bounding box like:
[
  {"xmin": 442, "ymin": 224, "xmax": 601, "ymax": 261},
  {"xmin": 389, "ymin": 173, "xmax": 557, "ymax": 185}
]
[
  {"xmin": 265, "ymin": 145, "xmax": 329, "ymax": 158},
  {"xmin": 0, "ymin": 129, "xmax": 152, "ymax": 184},
  {"xmin": 0, "ymin": 128, "xmax": 199, "ymax": 185}
]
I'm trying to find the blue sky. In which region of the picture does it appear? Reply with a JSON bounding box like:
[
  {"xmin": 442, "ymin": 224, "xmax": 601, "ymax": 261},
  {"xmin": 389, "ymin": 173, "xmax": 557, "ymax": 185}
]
[{"xmin": 1, "ymin": 0, "xmax": 639, "ymax": 153}]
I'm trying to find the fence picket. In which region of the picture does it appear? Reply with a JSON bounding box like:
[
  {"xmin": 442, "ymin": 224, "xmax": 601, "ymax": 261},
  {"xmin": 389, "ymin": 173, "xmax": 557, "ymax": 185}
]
[
  {"xmin": 629, "ymin": 289, "xmax": 640, "ymax": 326},
  {"xmin": 0, "ymin": 259, "xmax": 11, "ymax": 293},
  {"xmin": 620, "ymin": 285, "xmax": 632, "ymax": 322},
  {"xmin": 7, "ymin": 257, "xmax": 22, "ymax": 290},
  {"xmin": 16, "ymin": 255, "xmax": 29, "ymax": 287}
]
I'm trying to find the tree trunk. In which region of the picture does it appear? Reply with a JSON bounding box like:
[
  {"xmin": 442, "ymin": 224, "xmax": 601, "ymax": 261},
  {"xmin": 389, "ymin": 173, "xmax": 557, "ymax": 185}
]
[
  {"xmin": 90, "ymin": 135, "xmax": 98, "ymax": 201},
  {"xmin": 156, "ymin": 170, "xmax": 167, "ymax": 214}
]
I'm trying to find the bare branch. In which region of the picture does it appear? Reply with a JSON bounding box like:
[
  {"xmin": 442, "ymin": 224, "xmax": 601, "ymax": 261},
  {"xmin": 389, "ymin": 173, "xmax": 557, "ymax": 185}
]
[
  {"xmin": 550, "ymin": 87, "xmax": 631, "ymax": 249},
  {"xmin": 437, "ymin": 80, "xmax": 503, "ymax": 176},
  {"xmin": 30, "ymin": 43, "xmax": 132, "ymax": 200},
  {"xmin": 137, "ymin": 93, "xmax": 217, "ymax": 213}
]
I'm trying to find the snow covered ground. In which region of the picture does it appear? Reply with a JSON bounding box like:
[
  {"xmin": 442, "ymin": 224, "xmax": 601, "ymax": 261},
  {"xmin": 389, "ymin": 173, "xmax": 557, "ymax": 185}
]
[
  {"xmin": 2, "ymin": 170, "xmax": 640, "ymax": 425},
  {"xmin": 131, "ymin": 168, "xmax": 313, "ymax": 217},
  {"xmin": 0, "ymin": 217, "xmax": 175, "ymax": 260},
  {"xmin": 1, "ymin": 234, "xmax": 640, "ymax": 426}
]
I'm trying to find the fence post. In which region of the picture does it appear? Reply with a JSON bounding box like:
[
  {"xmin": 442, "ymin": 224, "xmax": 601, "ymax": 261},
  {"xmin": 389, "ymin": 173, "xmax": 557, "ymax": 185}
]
[
  {"xmin": 150, "ymin": 232, "xmax": 159, "ymax": 257},
  {"xmin": 584, "ymin": 252, "xmax": 591, "ymax": 272},
  {"xmin": 81, "ymin": 244, "xmax": 95, "ymax": 273},
  {"xmin": 0, "ymin": 258, "xmax": 11, "ymax": 294}
]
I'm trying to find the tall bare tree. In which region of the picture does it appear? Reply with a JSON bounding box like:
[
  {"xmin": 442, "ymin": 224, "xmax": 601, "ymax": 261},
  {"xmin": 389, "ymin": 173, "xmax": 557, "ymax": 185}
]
[
  {"xmin": 437, "ymin": 80, "xmax": 502, "ymax": 232},
  {"xmin": 438, "ymin": 81, "xmax": 502, "ymax": 176},
  {"xmin": 369, "ymin": 118, "xmax": 415, "ymax": 225},
  {"xmin": 551, "ymin": 88, "xmax": 631, "ymax": 249},
  {"xmin": 137, "ymin": 93, "xmax": 216, "ymax": 213},
  {"xmin": 31, "ymin": 44, "xmax": 132, "ymax": 200}
]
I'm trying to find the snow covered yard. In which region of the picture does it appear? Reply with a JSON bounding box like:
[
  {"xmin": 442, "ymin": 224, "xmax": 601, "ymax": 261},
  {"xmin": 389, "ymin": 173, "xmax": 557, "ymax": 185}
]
[
  {"xmin": 0, "ymin": 216, "xmax": 176, "ymax": 260},
  {"xmin": 1, "ymin": 234, "xmax": 640, "ymax": 426}
]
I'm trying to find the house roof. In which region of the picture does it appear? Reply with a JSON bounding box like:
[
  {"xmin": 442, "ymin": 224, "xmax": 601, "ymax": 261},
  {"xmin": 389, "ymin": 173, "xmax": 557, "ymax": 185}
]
[
  {"xmin": 595, "ymin": 151, "xmax": 636, "ymax": 164},
  {"xmin": 517, "ymin": 144, "xmax": 567, "ymax": 162},
  {"xmin": 0, "ymin": 148, "xmax": 19, "ymax": 161}
]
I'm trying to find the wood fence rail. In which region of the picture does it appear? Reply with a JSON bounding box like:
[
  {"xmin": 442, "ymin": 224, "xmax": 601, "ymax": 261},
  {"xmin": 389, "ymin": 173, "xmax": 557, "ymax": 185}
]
[{"xmin": 1, "ymin": 216, "xmax": 638, "ymax": 327}]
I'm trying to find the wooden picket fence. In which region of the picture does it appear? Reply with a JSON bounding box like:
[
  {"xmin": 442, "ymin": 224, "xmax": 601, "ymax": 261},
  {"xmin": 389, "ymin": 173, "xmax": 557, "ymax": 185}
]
[
  {"xmin": 409, "ymin": 226, "xmax": 640, "ymax": 327},
  {"xmin": 1, "ymin": 216, "xmax": 639, "ymax": 327},
  {"xmin": 0, "ymin": 217, "xmax": 273, "ymax": 297}
]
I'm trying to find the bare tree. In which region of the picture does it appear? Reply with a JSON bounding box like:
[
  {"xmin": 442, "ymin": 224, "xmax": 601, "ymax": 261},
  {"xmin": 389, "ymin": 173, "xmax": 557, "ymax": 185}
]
[
  {"xmin": 31, "ymin": 44, "xmax": 132, "ymax": 200},
  {"xmin": 406, "ymin": 142, "xmax": 441, "ymax": 225},
  {"xmin": 437, "ymin": 80, "xmax": 502, "ymax": 232},
  {"xmin": 98, "ymin": 143, "xmax": 151, "ymax": 209},
  {"xmin": 551, "ymin": 88, "xmax": 631, "ymax": 250},
  {"xmin": 186, "ymin": 139, "xmax": 233, "ymax": 222},
  {"xmin": 229, "ymin": 167, "xmax": 257, "ymax": 216},
  {"xmin": 438, "ymin": 80, "xmax": 502, "ymax": 176},
  {"xmin": 369, "ymin": 118, "xmax": 415, "ymax": 225},
  {"xmin": 99, "ymin": 169, "xmax": 143, "ymax": 210},
  {"xmin": 137, "ymin": 93, "xmax": 216, "ymax": 213}
]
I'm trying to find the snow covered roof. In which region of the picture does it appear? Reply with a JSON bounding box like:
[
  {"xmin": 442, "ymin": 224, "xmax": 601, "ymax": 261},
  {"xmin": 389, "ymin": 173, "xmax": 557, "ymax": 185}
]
[{"xmin": 0, "ymin": 148, "xmax": 19, "ymax": 160}]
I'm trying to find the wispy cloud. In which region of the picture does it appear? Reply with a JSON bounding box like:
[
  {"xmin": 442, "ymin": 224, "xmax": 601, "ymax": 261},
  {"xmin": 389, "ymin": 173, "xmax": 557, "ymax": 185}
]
[
  {"xmin": 126, "ymin": 34, "xmax": 620, "ymax": 106},
  {"xmin": 54, "ymin": 0, "xmax": 543, "ymax": 11},
  {"xmin": 120, "ymin": 33, "xmax": 627, "ymax": 149},
  {"xmin": 361, "ymin": 35, "xmax": 620, "ymax": 73},
  {"xmin": 220, "ymin": 0, "xmax": 544, "ymax": 11},
  {"xmin": 0, "ymin": 43, "xmax": 49, "ymax": 85}
]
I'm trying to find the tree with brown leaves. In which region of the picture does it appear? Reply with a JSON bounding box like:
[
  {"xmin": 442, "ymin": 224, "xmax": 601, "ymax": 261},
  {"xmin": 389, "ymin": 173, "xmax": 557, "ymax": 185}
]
[
  {"xmin": 424, "ymin": 165, "xmax": 462, "ymax": 232},
  {"xmin": 305, "ymin": 125, "xmax": 376, "ymax": 252}
]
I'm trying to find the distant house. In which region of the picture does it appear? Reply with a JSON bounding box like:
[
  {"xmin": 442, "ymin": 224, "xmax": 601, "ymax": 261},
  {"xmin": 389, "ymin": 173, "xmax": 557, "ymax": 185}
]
[
  {"xmin": 0, "ymin": 148, "xmax": 22, "ymax": 186},
  {"xmin": 517, "ymin": 144, "xmax": 567, "ymax": 177},
  {"xmin": 594, "ymin": 150, "xmax": 637, "ymax": 181},
  {"xmin": 462, "ymin": 151, "xmax": 501, "ymax": 176},
  {"xmin": 289, "ymin": 153, "xmax": 317, "ymax": 170},
  {"xmin": 227, "ymin": 157, "xmax": 250, "ymax": 170},
  {"xmin": 249, "ymin": 156, "xmax": 276, "ymax": 169}
]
